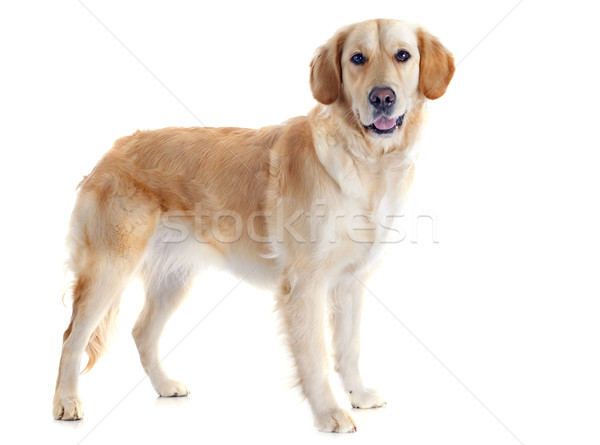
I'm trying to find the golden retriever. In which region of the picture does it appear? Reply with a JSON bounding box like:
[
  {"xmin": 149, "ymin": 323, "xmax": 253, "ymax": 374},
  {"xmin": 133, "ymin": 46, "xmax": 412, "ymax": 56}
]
[{"xmin": 53, "ymin": 19, "xmax": 454, "ymax": 432}]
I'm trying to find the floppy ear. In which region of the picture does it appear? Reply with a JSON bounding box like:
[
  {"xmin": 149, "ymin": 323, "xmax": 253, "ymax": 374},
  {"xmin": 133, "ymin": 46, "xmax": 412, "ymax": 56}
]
[
  {"xmin": 310, "ymin": 30, "xmax": 346, "ymax": 105},
  {"xmin": 417, "ymin": 29, "xmax": 455, "ymax": 100}
]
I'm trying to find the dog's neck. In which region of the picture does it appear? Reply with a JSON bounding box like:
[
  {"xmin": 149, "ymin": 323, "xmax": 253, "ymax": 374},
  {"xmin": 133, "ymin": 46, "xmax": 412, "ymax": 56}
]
[{"xmin": 309, "ymin": 102, "xmax": 425, "ymax": 200}]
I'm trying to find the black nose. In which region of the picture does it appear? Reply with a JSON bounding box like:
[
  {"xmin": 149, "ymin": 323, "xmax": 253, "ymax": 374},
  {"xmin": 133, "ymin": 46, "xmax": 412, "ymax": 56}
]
[{"xmin": 369, "ymin": 87, "xmax": 396, "ymax": 111}]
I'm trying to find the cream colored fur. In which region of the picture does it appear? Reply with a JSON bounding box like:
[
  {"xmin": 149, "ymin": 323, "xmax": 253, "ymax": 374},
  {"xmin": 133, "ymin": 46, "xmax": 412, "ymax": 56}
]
[{"xmin": 53, "ymin": 19, "xmax": 454, "ymax": 432}]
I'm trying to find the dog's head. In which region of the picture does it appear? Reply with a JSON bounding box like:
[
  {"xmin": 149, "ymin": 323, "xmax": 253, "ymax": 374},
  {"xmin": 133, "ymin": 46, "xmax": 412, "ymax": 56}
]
[{"xmin": 310, "ymin": 20, "xmax": 454, "ymax": 141}]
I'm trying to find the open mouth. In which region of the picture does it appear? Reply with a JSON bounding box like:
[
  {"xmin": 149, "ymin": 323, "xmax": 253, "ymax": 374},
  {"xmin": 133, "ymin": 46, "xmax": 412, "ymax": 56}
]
[{"xmin": 365, "ymin": 114, "xmax": 405, "ymax": 135}]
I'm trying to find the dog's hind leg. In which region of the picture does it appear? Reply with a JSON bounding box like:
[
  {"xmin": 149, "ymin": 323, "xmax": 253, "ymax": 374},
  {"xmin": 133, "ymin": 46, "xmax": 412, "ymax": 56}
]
[
  {"xmin": 133, "ymin": 251, "xmax": 196, "ymax": 397},
  {"xmin": 53, "ymin": 263, "xmax": 132, "ymax": 420},
  {"xmin": 53, "ymin": 188, "xmax": 159, "ymax": 420}
]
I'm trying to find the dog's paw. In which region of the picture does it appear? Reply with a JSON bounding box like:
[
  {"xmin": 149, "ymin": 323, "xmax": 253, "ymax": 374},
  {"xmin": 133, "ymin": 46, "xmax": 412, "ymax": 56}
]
[
  {"xmin": 349, "ymin": 387, "xmax": 386, "ymax": 409},
  {"xmin": 155, "ymin": 379, "xmax": 190, "ymax": 397},
  {"xmin": 53, "ymin": 394, "xmax": 84, "ymax": 420},
  {"xmin": 314, "ymin": 408, "xmax": 357, "ymax": 433}
]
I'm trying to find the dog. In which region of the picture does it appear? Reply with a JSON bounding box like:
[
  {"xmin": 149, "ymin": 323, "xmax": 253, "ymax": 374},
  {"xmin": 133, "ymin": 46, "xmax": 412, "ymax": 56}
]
[{"xmin": 53, "ymin": 19, "xmax": 454, "ymax": 432}]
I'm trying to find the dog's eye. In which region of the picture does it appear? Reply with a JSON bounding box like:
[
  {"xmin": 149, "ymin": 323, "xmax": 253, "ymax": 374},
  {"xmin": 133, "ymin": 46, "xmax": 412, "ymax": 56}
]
[
  {"xmin": 395, "ymin": 50, "xmax": 411, "ymax": 62},
  {"xmin": 350, "ymin": 53, "xmax": 366, "ymax": 65}
]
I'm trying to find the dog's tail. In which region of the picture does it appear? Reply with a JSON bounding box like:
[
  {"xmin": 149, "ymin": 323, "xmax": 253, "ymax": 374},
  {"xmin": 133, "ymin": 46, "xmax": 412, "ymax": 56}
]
[
  {"xmin": 60, "ymin": 187, "xmax": 122, "ymax": 375},
  {"xmin": 83, "ymin": 304, "xmax": 120, "ymax": 374},
  {"xmin": 62, "ymin": 288, "xmax": 121, "ymax": 374},
  {"xmin": 61, "ymin": 186, "xmax": 153, "ymax": 374},
  {"xmin": 59, "ymin": 141, "xmax": 161, "ymax": 375}
]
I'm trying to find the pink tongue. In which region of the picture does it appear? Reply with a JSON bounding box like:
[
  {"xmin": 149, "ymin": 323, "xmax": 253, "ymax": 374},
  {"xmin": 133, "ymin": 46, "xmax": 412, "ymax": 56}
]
[{"xmin": 373, "ymin": 116, "xmax": 397, "ymax": 130}]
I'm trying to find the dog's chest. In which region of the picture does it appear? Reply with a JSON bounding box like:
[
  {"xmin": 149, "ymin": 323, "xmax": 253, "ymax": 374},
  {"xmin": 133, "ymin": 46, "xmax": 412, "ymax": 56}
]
[{"xmin": 327, "ymin": 157, "xmax": 415, "ymax": 271}]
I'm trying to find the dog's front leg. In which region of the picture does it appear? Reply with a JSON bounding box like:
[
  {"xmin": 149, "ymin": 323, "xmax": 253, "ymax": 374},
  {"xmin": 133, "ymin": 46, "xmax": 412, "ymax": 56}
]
[
  {"xmin": 330, "ymin": 273, "xmax": 386, "ymax": 409},
  {"xmin": 277, "ymin": 273, "xmax": 356, "ymax": 433}
]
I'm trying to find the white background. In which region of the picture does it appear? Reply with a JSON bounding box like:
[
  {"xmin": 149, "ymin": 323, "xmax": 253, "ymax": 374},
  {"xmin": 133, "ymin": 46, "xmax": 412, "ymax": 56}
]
[{"xmin": 1, "ymin": 1, "xmax": 599, "ymax": 444}]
